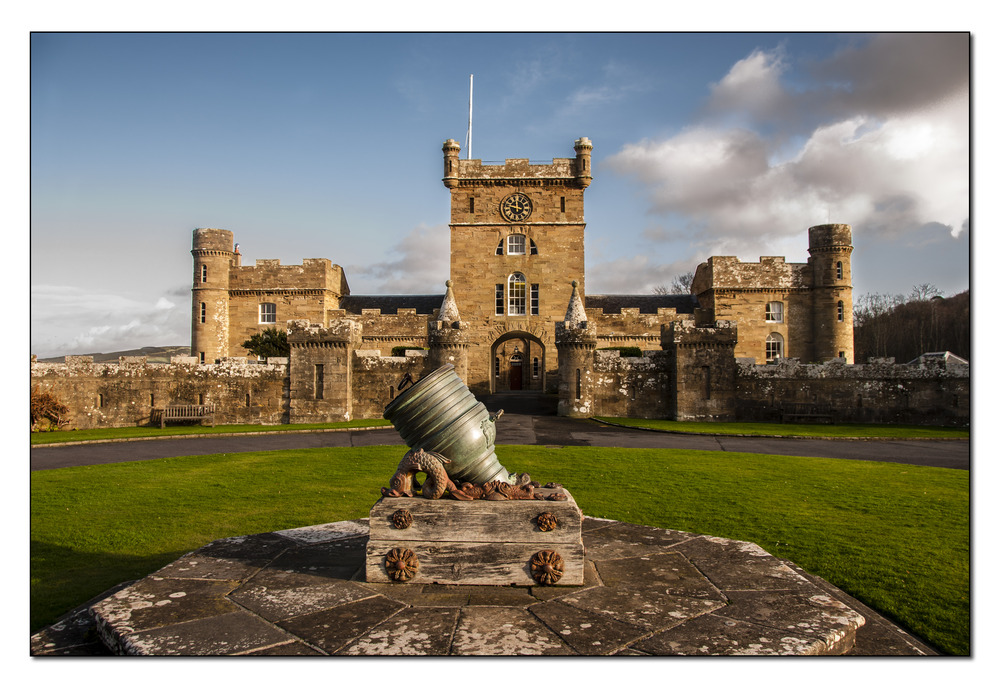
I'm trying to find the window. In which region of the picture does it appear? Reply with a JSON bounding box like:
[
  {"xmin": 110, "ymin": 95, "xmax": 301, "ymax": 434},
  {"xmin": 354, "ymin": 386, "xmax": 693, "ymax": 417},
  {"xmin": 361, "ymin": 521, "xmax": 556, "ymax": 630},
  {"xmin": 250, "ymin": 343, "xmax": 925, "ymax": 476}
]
[
  {"xmin": 259, "ymin": 303, "xmax": 276, "ymax": 324},
  {"xmin": 533, "ymin": 357, "xmax": 539, "ymax": 378},
  {"xmin": 494, "ymin": 357, "xmax": 500, "ymax": 377},
  {"xmin": 530, "ymin": 284, "xmax": 539, "ymax": 315},
  {"xmin": 507, "ymin": 234, "xmax": 526, "ymax": 255},
  {"xmin": 495, "ymin": 284, "xmax": 504, "ymax": 315},
  {"xmin": 765, "ymin": 301, "xmax": 783, "ymax": 322},
  {"xmin": 765, "ymin": 333, "xmax": 784, "ymax": 362},
  {"xmin": 246, "ymin": 393, "xmax": 251, "ymax": 408},
  {"xmin": 529, "ymin": 239, "xmax": 538, "ymax": 255},
  {"xmin": 508, "ymin": 273, "xmax": 526, "ymax": 315},
  {"xmin": 560, "ymin": 196, "xmax": 566, "ymax": 213},
  {"xmin": 575, "ymin": 369, "xmax": 582, "ymax": 399},
  {"xmin": 496, "ymin": 239, "xmax": 504, "ymax": 256},
  {"xmin": 199, "ymin": 352, "xmax": 205, "ymax": 364},
  {"xmin": 314, "ymin": 364, "xmax": 324, "ymax": 400},
  {"xmin": 836, "ymin": 261, "xmax": 843, "ymax": 280},
  {"xmin": 201, "ymin": 264, "xmax": 207, "ymax": 282},
  {"xmin": 837, "ymin": 300, "xmax": 845, "ymax": 322},
  {"xmin": 469, "ymin": 197, "xmax": 475, "ymax": 213},
  {"xmin": 200, "ymin": 302, "xmax": 206, "ymax": 324}
]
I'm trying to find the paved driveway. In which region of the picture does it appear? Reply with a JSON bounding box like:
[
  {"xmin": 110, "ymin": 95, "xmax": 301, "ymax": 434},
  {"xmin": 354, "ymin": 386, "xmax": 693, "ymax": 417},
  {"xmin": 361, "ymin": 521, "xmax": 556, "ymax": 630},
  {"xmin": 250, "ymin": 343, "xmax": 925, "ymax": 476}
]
[{"xmin": 30, "ymin": 415, "xmax": 969, "ymax": 471}]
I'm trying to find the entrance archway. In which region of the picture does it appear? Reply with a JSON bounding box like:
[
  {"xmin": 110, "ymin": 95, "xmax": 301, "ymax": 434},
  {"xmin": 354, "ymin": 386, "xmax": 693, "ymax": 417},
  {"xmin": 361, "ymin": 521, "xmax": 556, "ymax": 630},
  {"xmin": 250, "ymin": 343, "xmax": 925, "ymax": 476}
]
[{"xmin": 490, "ymin": 331, "xmax": 545, "ymax": 393}]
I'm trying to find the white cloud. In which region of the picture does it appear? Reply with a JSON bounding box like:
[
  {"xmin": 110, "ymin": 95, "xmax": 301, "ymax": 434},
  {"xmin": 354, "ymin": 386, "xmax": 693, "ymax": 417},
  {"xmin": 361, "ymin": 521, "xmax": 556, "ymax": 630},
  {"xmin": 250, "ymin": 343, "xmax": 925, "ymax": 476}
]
[
  {"xmin": 31, "ymin": 285, "xmax": 189, "ymax": 358},
  {"xmin": 348, "ymin": 223, "xmax": 450, "ymax": 294}
]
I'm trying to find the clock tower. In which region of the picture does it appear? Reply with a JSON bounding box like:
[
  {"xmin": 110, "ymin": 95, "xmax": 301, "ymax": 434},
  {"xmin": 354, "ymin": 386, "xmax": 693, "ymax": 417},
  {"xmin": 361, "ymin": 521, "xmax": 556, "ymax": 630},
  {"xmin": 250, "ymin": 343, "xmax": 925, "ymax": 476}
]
[{"xmin": 442, "ymin": 137, "xmax": 593, "ymax": 394}]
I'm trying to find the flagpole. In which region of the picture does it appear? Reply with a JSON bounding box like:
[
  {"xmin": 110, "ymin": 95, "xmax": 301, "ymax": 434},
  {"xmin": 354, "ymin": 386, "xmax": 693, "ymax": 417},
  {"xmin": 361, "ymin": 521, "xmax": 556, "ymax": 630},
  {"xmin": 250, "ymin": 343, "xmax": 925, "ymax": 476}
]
[{"xmin": 467, "ymin": 74, "xmax": 473, "ymax": 160}]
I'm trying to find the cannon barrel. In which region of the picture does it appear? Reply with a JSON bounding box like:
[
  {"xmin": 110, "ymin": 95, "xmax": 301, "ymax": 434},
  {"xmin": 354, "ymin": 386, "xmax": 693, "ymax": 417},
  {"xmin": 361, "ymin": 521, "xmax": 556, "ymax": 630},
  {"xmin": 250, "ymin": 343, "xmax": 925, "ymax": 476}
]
[{"xmin": 383, "ymin": 364, "xmax": 514, "ymax": 485}]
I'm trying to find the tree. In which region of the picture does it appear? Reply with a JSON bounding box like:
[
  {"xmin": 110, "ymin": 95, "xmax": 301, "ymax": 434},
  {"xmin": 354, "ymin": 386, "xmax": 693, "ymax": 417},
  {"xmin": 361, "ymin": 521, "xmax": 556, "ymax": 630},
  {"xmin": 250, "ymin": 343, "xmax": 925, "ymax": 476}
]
[
  {"xmin": 653, "ymin": 271, "xmax": 695, "ymax": 295},
  {"xmin": 242, "ymin": 328, "xmax": 290, "ymax": 359}
]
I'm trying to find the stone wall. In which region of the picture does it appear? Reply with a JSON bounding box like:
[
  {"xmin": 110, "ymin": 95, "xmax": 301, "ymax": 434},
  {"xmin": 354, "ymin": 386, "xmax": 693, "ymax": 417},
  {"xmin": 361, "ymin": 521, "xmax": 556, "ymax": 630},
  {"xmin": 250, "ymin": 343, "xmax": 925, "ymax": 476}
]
[
  {"xmin": 352, "ymin": 349, "xmax": 431, "ymax": 419},
  {"xmin": 589, "ymin": 349, "xmax": 669, "ymax": 419},
  {"xmin": 734, "ymin": 357, "xmax": 970, "ymax": 426},
  {"xmin": 31, "ymin": 356, "xmax": 289, "ymax": 429}
]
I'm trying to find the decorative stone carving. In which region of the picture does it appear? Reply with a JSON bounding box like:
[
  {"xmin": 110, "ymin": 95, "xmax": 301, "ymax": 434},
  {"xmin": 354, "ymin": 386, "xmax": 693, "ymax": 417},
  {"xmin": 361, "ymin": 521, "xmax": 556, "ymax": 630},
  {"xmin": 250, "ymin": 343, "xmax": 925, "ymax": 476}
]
[
  {"xmin": 530, "ymin": 550, "xmax": 564, "ymax": 585},
  {"xmin": 384, "ymin": 548, "xmax": 419, "ymax": 582},
  {"xmin": 391, "ymin": 509, "xmax": 413, "ymax": 529},
  {"xmin": 536, "ymin": 512, "xmax": 558, "ymax": 532}
]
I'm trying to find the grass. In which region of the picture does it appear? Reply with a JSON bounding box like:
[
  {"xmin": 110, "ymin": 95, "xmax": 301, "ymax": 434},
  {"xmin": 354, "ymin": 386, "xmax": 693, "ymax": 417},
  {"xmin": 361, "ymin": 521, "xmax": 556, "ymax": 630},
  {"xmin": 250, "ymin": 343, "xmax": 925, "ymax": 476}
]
[
  {"xmin": 30, "ymin": 445, "xmax": 969, "ymax": 654},
  {"xmin": 595, "ymin": 417, "xmax": 970, "ymax": 439},
  {"xmin": 29, "ymin": 418, "xmax": 392, "ymax": 445}
]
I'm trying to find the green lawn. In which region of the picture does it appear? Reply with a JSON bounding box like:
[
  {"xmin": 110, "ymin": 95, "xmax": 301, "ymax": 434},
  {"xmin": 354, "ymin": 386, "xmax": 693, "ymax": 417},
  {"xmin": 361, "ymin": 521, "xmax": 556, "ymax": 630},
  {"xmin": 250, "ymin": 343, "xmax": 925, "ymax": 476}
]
[
  {"xmin": 595, "ymin": 417, "xmax": 970, "ymax": 439},
  {"xmin": 30, "ymin": 445, "xmax": 969, "ymax": 654},
  {"xmin": 29, "ymin": 418, "xmax": 393, "ymax": 445}
]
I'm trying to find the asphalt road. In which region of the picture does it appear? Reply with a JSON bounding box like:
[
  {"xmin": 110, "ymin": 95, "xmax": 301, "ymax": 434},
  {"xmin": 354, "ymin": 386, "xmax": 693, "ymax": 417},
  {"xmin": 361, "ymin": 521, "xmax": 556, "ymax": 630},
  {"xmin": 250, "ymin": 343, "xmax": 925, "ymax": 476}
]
[{"xmin": 30, "ymin": 414, "xmax": 970, "ymax": 471}]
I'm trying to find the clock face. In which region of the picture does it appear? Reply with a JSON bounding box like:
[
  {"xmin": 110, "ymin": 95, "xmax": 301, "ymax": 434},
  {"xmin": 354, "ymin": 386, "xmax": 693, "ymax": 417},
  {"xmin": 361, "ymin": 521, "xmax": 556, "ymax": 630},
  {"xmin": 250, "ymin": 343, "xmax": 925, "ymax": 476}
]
[{"xmin": 500, "ymin": 193, "xmax": 532, "ymax": 222}]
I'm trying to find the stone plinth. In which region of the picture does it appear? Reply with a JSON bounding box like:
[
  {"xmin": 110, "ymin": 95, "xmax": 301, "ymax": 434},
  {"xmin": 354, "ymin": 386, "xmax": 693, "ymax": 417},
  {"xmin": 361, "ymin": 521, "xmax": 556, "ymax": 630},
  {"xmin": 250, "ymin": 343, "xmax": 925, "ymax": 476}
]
[
  {"xmin": 367, "ymin": 486, "xmax": 584, "ymax": 586},
  {"xmin": 50, "ymin": 517, "xmax": 911, "ymax": 656}
]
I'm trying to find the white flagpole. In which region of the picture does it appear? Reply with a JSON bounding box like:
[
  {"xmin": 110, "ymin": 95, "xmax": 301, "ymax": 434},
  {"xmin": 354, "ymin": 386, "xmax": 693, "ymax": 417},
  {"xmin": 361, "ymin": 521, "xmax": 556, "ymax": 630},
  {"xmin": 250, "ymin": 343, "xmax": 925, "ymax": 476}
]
[{"xmin": 467, "ymin": 74, "xmax": 473, "ymax": 160}]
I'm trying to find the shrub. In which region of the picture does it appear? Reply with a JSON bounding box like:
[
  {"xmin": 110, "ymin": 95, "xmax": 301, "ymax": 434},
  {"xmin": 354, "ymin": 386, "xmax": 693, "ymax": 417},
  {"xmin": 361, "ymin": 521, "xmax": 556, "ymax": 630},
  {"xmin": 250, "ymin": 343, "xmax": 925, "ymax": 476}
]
[
  {"xmin": 391, "ymin": 346, "xmax": 426, "ymax": 357},
  {"xmin": 31, "ymin": 387, "xmax": 69, "ymax": 431},
  {"xmin": 242, "ymin": 328, "xmax": 290, "ymax": 359},
  {"xmin": 599, "ymin": 346, "xmax": 643, "ymax": 358}
]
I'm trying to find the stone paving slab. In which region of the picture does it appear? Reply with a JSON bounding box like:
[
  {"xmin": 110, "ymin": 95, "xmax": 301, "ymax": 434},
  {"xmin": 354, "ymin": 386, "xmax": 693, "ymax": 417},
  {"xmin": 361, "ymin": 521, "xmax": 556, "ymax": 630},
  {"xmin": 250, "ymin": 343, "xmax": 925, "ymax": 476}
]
[{"xmin": 32, "ymin": 516, "xmax": 937, "ymax": 656}]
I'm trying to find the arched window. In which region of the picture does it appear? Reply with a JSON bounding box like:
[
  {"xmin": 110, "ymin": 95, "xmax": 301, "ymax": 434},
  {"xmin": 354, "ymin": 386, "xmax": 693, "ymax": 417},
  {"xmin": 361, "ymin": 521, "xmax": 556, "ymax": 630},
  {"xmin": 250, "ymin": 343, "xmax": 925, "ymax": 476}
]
[
  {"xmin": 836, "ymin": 261, "xmax": 844, "ymax": 280},
  {"xmin": 508, "ymin": 273, "xmax": 526, "ymax": 315},
  {"xmin": 507, "ymin": 234, "xmax": 526, "ymax": 255},
  {"xmin": 837, "ymin": 300, "xmax": 844, "ymax": 322},
  {"xmin": 765, "ymin": 333, "xmax": 784, "ymax": 362},
  {"xmin": 765, "ymin": 301, "xmax": 783, "ymax": 322}
]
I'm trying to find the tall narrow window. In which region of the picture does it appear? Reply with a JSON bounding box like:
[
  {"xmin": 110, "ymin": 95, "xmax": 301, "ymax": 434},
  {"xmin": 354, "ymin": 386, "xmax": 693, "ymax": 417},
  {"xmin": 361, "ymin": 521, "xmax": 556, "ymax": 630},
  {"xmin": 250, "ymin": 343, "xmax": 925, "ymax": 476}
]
[
  {"xmin": 314, "ymin": 364, "xmax": 325, "ymax": 400},
  {"xmin": 259, "ymin": 303, "xmax": 276, "ymax": 324},
  {"xmin": 836, "ymin": 261, "xmax": 843, "ymax": 279},
  {"xmin": 508, "ymin": 273, "xmax": 526, "ymax": 315},
  {"xmin": 201, "ymin": 264, "xmax": 207, "ymax": 282},
  {"xmin": 469, "ymin": 197, "xmax": 475, "ymax": 213},
  {"xmin": 529, "ymin": 239, "xmax": 538, "ymax": 255},
  {"xmin": 533, "ymin": 357, "xmax": 539, "ymax": 378},
  {"xmin": 837, "ymin": 300, "xmax": 845, "ymax": 322},
  {"xmin": 200, "ymin": 302, "xmax": 206, "ymax": 323},
  {"xmin": 765, "ymin": 333, "xmax": 784, "ymax": 362},
  {"xmin": 494, "ymin": 357, "xmax": 500, "ymax": 378},
  {"xmin": 150, "ymin": 393, "xmax": 155, "ymax": 407},
  {"xmin": 560, "ymin": 196, "xmax": 566, "ymax": 213},
  {"xmin": 199, "ymin": 352, "xmax": 205, "ymax": 364},
  {"xmin": 530, "ymin": 284, "xmax": 539, "ymax": 315},
  {"xmin": 765, "ymin": 301, "xmax": 783, "ymax": 322},
  {"xmin": 198, "ymin": 393, "xmax": 205, "ymax": 405},
  {"xmin": 507, "ymin": 234, "xmax": 526, "ymax": 255},
  {"xmin": 495, "ymin": 284, "xmax": 505, "ymax": 315},
  {"xmin": 98, "ymin": 393, "xmax": 104, "ymax": 408},
  {"xmin": 496, "ymin": 239, "xmax": 504, "ymax": 256},
  {"xmin": 245, "ymin": 393, "xmax": 251, "ymax": 408},
  {"xmin": 575, "ymin": 369, "xmax": 582, "ymax": 400}
]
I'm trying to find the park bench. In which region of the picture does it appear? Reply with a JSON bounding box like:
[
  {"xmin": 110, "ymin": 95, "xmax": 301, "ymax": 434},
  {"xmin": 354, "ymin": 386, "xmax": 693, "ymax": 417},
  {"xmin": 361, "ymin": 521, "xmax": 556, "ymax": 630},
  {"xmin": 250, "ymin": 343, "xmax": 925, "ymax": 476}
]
[
  {"xmin": 152, "ymin": 404, "xmax": 216, "ymax": 428},
  {"xmin": 780, "ymin": 402, "xmax": 835, "ymax": 424}
]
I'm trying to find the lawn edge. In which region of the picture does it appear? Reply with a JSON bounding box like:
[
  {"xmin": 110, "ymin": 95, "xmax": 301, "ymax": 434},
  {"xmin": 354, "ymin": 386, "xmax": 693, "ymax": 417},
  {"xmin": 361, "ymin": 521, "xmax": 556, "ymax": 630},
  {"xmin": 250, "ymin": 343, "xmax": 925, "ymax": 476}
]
[{"xmin": 590, "ymin": 417, "xmax": 969, "ymax": 441}]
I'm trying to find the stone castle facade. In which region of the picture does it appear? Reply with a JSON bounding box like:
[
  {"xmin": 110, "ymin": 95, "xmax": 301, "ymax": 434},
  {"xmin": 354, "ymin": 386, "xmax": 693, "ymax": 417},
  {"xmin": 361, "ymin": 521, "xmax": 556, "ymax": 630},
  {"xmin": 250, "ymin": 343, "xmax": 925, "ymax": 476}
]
[{"xmin": 31, "ymin": 138, "xmax": 968, "ymax": 429}]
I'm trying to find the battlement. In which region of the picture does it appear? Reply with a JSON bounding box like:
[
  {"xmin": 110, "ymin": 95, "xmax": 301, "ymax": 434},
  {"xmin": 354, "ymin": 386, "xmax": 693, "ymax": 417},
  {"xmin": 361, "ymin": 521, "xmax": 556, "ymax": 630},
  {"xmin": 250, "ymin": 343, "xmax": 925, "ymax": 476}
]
[{"xmin": 692, "ymin": 255, "xmax": 811, "ymax": 292}]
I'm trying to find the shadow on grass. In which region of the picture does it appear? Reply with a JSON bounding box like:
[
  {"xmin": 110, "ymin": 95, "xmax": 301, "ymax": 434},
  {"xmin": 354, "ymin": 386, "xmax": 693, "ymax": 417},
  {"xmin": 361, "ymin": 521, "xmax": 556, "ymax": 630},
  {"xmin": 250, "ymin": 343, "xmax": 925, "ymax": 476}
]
[{"xmin": 30, "ymin": 540, "xmax": 190, "ymax": 633}]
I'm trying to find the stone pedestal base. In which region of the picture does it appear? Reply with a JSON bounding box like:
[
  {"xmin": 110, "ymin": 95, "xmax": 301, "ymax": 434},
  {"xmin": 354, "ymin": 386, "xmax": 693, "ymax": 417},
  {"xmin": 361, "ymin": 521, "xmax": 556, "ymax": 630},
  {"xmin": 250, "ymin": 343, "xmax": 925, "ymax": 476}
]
[{"xmin": 366, "ymin": 486, "xmax": 584, "ymax": 586}]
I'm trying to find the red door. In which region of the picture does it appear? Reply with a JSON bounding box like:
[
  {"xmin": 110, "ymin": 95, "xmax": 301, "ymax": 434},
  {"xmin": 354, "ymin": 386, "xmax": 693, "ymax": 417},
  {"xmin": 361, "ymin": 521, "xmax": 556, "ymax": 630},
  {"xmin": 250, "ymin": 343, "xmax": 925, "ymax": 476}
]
[{"xmin": 509, "ymin": 355, "xmax": 522, "ymax": 390}]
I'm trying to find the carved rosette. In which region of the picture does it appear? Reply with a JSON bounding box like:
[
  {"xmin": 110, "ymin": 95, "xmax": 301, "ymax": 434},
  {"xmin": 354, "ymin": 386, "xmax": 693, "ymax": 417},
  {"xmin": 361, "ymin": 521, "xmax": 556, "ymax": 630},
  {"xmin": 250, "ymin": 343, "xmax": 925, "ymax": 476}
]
[
  {"xmin": 385, "ymin": 548, "xmax": 419, "ymax": 582},
  {"xmin": 536, "ymin": 512, "xmax": 558, "ymax": 532},
  {"xmin": 391, "ymin": 509, "xmax": 413, "ymax": 530},
  {"xmin": 530, "ymin": 550, "xmax": 564, "ymax": 585}
]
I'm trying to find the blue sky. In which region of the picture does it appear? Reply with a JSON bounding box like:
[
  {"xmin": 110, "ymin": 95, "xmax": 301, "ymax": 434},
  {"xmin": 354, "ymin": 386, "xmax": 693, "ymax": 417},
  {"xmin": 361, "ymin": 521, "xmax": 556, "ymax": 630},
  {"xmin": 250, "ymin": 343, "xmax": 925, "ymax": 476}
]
[{"xmin": 29, "ymin": 31, "xmax": 970, "ymax": 358}]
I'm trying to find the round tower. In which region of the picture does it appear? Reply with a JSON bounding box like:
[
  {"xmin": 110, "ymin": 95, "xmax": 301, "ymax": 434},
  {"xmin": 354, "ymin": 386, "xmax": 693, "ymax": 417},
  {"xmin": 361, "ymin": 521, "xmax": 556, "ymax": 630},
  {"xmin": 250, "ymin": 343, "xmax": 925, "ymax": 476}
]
[
  {"xmin": 807, "ymin": 224, "xmax": 854, "ymax": 363},
  {"xmin": 191, "ymin": 228, "xmax": 234, "ymax": 364},
  {"xmin": 442, "ymin": 139, "xmax": 461, "ymax": 189},
  {"xmin": 574, "ymin": 137, "xmax": 593, "ymax": 189}
]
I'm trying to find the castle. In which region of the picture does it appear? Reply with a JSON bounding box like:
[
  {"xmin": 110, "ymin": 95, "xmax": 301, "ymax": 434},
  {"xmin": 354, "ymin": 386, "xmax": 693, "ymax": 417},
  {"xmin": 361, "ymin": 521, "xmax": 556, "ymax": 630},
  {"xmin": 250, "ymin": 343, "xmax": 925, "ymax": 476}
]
[{"xmin": 31, "ymin": 138, "xmax": 968, "ymax": 429}]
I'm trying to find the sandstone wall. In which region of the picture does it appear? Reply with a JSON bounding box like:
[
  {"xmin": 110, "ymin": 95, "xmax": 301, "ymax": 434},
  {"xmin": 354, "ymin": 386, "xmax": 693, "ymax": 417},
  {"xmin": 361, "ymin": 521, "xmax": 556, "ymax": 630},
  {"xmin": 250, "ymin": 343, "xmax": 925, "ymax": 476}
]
[
  {"xmin": 352, "ymin": 349, "xmax": 432, "ymax": 419},
  {"xmin": 31, "ymin": 356, "xmax": 289, "ymax": 429},
  {"xmin": 589, "ymin": 350, "xmax": 669, "ymax": 419}
]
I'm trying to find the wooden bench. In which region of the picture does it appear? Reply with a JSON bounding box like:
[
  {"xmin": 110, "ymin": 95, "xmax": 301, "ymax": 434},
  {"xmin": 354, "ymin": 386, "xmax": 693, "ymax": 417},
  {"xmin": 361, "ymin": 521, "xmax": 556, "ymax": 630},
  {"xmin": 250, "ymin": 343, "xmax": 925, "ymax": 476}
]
[
  {"xmin": 152, "ymin": 404, "xmax": 216, "ymax": 428},
  {"xmin": 780, "ymin": 402, "xmax": 835, "ymax": 424}
]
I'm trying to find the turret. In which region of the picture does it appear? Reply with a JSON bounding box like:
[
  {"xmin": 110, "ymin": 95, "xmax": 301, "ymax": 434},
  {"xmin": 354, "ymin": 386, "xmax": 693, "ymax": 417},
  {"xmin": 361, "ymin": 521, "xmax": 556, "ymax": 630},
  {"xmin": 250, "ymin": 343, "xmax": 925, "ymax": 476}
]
[
  {"xmin": 574, "ymin": 137, "xmax": 593, "ymax": 189},
  {"xmin": 555, "ymin": 281, "xmax": 597, "ymax": 417},
  {"xmin": 428, "ymin": 280, "xmax": 470, "ymax": 383},
  {"xmin": 191, "ymin": 228, "xmax": 235, "ymax": 364},
  {"xmin": 807, "ymin": 224, "xmax": 854, "ymax": 363},
  {"xmin": 442, "ymin": 139, "xmax": 461, "ymax": 189}
]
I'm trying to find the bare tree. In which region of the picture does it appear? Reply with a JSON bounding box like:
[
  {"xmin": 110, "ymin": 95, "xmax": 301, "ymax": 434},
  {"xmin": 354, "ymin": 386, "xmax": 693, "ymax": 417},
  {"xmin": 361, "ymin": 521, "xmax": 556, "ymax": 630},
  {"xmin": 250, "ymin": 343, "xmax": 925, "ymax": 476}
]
[{"xmin": 653, "ymin": 271, "xmax": 695, "ymax": 295}]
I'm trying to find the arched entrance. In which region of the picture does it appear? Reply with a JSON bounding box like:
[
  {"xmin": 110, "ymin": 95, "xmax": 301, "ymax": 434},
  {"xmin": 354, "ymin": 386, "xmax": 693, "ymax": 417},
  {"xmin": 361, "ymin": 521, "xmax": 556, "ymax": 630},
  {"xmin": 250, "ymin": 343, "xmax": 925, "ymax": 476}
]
[{"xmin": 490, "ymin": 331, "xmax": 545, "ymax": 393}]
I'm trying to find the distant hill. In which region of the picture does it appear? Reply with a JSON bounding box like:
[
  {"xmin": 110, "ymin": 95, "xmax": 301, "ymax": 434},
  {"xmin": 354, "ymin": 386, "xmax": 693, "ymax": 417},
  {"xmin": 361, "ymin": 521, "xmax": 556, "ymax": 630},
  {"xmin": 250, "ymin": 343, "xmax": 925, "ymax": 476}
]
[{"xmin": 36, "ymin": 346, "xmax": 191, "ymax": 364}]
